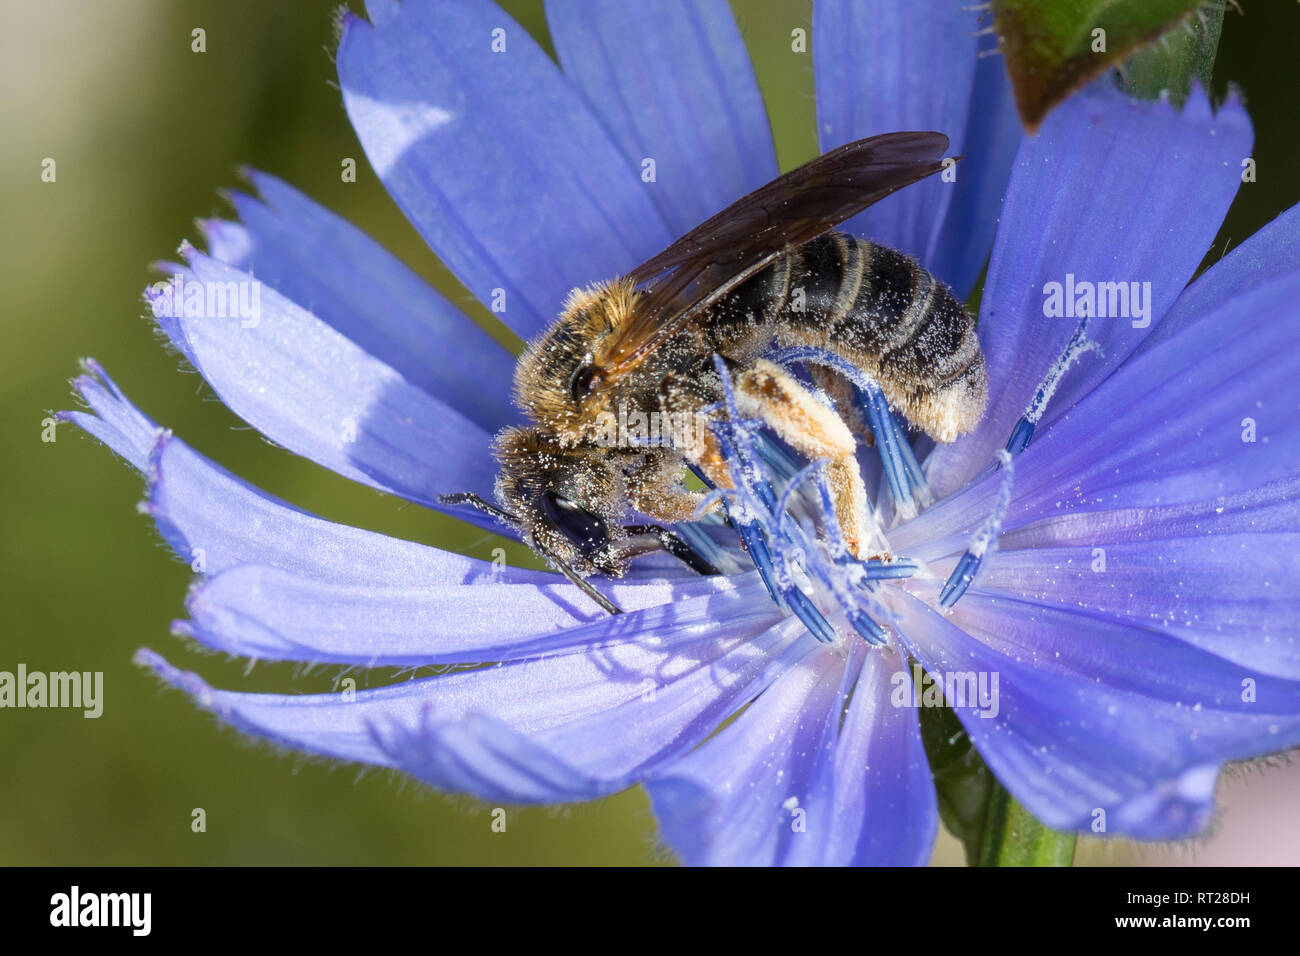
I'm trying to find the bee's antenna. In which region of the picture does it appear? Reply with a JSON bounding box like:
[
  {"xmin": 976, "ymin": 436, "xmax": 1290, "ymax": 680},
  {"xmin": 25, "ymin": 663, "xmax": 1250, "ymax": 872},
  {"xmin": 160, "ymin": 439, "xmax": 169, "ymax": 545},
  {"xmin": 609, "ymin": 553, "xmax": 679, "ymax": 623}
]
[
  {"xmin": 439, "ymin": 493, "xmax": 623, "ymax": 616},
  {"xmin": 438, "ymin": 492, "xmax": 519, "ymax": 525}
]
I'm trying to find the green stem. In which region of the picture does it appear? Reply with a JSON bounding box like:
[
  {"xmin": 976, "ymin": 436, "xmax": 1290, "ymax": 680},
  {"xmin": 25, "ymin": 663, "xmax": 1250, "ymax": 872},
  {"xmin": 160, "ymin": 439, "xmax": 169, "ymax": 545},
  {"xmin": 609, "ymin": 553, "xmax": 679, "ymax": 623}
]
[{"xmin": 977, "ymin": 783, "xmax": 1077, "ymax": 867}]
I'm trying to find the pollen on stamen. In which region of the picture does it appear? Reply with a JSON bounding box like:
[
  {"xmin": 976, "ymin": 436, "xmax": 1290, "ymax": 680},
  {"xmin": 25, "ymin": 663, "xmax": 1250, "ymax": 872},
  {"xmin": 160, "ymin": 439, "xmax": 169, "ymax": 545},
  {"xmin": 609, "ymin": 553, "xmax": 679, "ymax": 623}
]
[
  {"xmin": 1004, "ymin": 318, "xmax": 1102, "ymax": 459},
  {"xmin": 705, "ymin": 354, "xmax": 919, "ymax": 646},
  {"xmin": 939, "ymin": 449, "xmax": 1015, "ymax": 609}
]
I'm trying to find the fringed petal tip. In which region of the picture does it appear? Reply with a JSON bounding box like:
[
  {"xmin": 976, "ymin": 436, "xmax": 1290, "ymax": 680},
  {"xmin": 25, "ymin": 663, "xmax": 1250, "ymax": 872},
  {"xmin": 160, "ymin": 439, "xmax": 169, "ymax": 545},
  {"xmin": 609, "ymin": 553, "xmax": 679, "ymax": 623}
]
[
  {"xmin": 59, "ymin": 359, "xmax": 164, "ymax": 472},
  {"xmin": 133, "ymin": 648, "xmax": 220, "ymax": 712},
  {"xmin": 146, "ymin": 260, "xmax": 184, "ymax": 277},
  {"xmin": 1090, "ymin": 763, "xmax": 1220, "ymax": 843},
  {"xmin": 196, "ymin": 216, "xmax": 252, "ymax": 264},
  {"xmin": 1185, "ymin": 79, "xmax": 1250, "ymax": 129},
  {"xmin": 1080, "ymin": 77, "xmax": 1249, "ymax": 132}
]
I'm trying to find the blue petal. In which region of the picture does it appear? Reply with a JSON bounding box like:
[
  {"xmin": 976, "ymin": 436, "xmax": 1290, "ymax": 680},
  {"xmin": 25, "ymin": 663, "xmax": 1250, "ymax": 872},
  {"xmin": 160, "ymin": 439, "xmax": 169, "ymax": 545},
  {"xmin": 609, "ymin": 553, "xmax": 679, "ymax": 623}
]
[
  {"xmin": 814, "ymin": 0, "xmax": 1017, "ymax": 297},
  {"xmin": 369, "ymin": 619, "xmax": 809, "ymax": 802},
  {"xmin": 1011, "ymin": 273, "xmax": 1300, "ymax": 516},
  {"xmin": 338, "ymin": 0, "xmax": 673, "ymax": 339},
  {"xmin": 1142, "ymin": 199, "xmax": 1300, "ymax": 352},
  {"xmin": 59, "ymin": 360, "xmax": 159, "ymax": 471},
  {"xmin": 648, "ymin": 642, "xmax": 936, "ymax": 865},
  {"xmin": 898, "ymin": 273, "xmax": 1300, "ymax": 553},
  {"xmin": 203, "ymin": 170, "xmax": 518, "ymax": 431},
  {"xmin": 66, "ymin": 365, "xmax": 734, "ymax": 627},
  {"xmin": 136, "ymin": 615, "xmax": 807, "ymax": 803},
  {"xmin": 156, "ymin": 249, "xmax": 498, "ymax": 510},
  {"xmin": 940, "ymin": 48, "xmax": 1022, "ymax": 297},
  {"xmin": 924, "ymin": 85, "xmax": 1252, "ymax": 497},
  {"xmin": 971, "ymin": 482, "xmax": 1300, "ymax": 679},
  {"xmin": 182, "ymin": 563, "xmax": 773, "ymax": 666},
  {"xmin": 546, "ymin": 0, "xmax": 777, "ymax": 237},
  {"xmin": 62, "ymin": 365, "xmax": 506, "ymax": 574},
  {"xmin": 367, "ymin": 712, "xmax": 628, "ymax": 803},
  {"xmin": 892, "ymin": 593, "xmax": 1300, "ymax": 839}
]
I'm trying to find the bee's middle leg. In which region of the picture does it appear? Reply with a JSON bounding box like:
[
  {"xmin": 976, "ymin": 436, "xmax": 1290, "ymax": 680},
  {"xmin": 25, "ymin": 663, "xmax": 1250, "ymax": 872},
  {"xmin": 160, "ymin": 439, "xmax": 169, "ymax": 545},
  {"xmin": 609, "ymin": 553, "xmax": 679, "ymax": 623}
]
[{"xmin": 731, "ymin": 359, "xmax": 871, "ymax": 559}]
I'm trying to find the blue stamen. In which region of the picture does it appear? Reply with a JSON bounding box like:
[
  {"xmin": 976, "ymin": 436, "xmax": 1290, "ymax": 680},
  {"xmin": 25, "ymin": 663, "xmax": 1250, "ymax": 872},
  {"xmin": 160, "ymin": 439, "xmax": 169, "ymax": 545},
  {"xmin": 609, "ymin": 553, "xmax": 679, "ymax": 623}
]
[
  {"xmin": 808, "ymin": 456, "xmax": 859, "ymax": 562},
  {"xmin": 1003, "ymin": 417, "xmax": 1035, "ymax": 458},
  {"xmin": 753, "ymin": 432, "xmax": 802, "ymax": 487},
  {"xmin": 889, "ymin": 408, "xmax": 931, "ymax": 502},
  {"xmin": 862, "ymin": 557, "xmax": 919, "ymax": 580},
  {"xmin": 1003, "ymin": 317, "xmax": 1100, "ymax": 462},
  {"xmin": 859, "ymin": 382, "xmax": 920, "ymax": 519},
  {"xmin": 938, "ymin": 450, "xmax": 1015, "ymax": 609},
  {"xmin": 702, "ymin": 352, "xmax": 928, "ymax": 646},
  {"xmin": 784, "ymin": 582, "xmax": 839, "ymax": 644},
  {"xmin": 938, "ymin": 550, "xmax": 980, "ymax": 608},
  {"xmin": 796, "ymin": 461, "xmax": 895, "ymax": 644},
  {"xmin": 738, "ymin": 520, "xmax": 787, "ymax": 608},
  {"xmin": 712, "ymin": 420, "xmax": 781, "ymax": 518},
  {"xmin": 847, "ymin": 610, "xmax": 890, "ymax": 645},
  {"xmin": 773, "ymin": 461, "xmax": 825, "ymax": 538},
  {"xmin": 764, "ymin": 345, "xmax": 933, "ymax": 518},
  {"xmin": 688, "ymin": 463, "xmax": 785, "ymax": 608}
]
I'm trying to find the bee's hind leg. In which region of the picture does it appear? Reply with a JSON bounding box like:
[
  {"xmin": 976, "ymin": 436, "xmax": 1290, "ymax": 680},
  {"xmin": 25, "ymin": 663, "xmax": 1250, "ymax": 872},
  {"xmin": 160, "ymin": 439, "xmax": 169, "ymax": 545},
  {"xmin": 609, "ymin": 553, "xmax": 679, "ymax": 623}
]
[
  {"xmin": 808, "ymin": 363, "xmax": 874, "ymax": 448},
  {"xmin": 731, "ymin": 359, "xmax": 872, "ymax": 559}
]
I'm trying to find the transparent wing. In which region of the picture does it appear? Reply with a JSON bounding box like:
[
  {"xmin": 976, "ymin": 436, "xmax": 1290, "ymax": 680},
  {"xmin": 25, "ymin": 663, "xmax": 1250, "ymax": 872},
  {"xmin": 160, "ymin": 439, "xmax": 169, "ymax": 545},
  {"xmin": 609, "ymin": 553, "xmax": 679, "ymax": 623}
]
[{"xmin": 589, "ymin": 131, "xmax": 953, "ymax": 384}]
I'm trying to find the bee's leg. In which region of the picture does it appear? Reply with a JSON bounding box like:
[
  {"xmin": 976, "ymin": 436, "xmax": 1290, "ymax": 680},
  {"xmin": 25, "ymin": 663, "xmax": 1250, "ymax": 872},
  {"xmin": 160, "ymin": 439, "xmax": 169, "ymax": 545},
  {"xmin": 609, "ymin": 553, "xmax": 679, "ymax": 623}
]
[
  {"xmin": 732, "ymin": 359, "xmax": 871, "ymax": 559},
  {"xmin": 623, "ymin": 449, "xmax": 720, "ymax": 522},
  {"xmin": 612, "ymin": 524, "xmax": 722, "ymax": 576},
  {"xmin": 808, "ymin": 364, "xmax": 874, "ymax": 448}
]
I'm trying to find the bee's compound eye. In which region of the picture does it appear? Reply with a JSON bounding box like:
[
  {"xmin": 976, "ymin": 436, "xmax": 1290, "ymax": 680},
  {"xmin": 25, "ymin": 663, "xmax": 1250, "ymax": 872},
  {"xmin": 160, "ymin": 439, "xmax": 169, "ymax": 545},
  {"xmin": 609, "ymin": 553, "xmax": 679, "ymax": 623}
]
[
  {"xmin": 568, "ymin": 362, "xmax": 601, "ymax": 402},
  {"xmin": 539, "ymin": 491, "xmax": 608, "ymax": 559}
]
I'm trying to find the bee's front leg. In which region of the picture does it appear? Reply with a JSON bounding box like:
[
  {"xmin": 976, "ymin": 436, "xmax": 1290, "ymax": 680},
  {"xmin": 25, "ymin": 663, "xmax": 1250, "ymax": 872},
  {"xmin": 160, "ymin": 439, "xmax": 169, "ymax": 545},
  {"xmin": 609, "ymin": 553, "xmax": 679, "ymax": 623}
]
[
  {"xmin": 607, "ymin": 524, "xmax": 721, "ymax": 576},
  {"xmin": 622, "ymin": 448, "xmax": 720, "ymax": 523}
]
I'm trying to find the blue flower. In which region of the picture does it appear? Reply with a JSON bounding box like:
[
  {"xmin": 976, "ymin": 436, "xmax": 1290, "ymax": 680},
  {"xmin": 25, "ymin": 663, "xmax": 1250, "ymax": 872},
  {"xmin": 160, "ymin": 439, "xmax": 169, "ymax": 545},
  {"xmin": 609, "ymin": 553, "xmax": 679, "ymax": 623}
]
[{"xmin": 63, "ymin": 0, "xmax": 1300, "ymax": 866}]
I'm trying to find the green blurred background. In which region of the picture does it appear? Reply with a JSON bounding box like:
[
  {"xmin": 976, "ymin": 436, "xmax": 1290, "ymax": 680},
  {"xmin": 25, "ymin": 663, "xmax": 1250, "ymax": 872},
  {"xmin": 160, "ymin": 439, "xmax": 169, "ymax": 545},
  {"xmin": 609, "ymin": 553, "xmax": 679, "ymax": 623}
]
[{"xmin": 3, "ymin": 0, "xmax": 1298, "ymax": 866}]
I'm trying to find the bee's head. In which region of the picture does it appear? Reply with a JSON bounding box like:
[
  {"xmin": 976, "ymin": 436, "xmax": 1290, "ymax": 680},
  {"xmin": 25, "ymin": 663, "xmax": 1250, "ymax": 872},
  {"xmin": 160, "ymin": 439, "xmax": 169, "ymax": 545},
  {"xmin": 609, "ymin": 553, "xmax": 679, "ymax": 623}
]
[
  {"xmin": 512, "ymin": 279, "xmax": 637, "ymax": 439},
  {"xmin": 492, "ymin": 426, "xmax": 626, "ymax": 577}
]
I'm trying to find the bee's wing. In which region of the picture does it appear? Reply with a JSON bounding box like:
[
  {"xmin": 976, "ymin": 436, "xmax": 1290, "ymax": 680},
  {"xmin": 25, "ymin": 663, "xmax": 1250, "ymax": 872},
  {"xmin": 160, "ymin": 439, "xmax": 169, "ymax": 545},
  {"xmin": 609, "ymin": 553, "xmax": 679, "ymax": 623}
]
[{"xmin": 591, "ymin": 131, "xmax": 953, "ymax": 381}]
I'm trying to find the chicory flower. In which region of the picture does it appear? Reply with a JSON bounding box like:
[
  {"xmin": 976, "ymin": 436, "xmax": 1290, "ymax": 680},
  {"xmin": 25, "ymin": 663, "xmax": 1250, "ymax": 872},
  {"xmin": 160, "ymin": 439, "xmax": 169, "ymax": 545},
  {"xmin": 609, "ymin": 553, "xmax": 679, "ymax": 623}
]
[{"xmin": 64, "ymin": 0, "xmax": 1300, "ymax": 865}]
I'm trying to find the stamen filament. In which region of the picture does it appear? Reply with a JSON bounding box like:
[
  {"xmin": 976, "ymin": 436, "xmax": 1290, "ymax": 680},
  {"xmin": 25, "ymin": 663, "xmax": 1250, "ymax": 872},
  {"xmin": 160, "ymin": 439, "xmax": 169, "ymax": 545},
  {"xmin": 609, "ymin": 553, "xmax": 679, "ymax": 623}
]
[
  {"xmin": 1003, "ymin": 318, "xmax": 1100, "ymax": 460},
  {"xmin": 939, "ymin": 450, "xmax": 1014, "ymax": 609},
  {"xmin": 765, "ymin": 346, "xmax": 934, "ymax": 517},
  {"xmin": 704, "ymin": 353, "xmax": 927, "ymax": 645}
]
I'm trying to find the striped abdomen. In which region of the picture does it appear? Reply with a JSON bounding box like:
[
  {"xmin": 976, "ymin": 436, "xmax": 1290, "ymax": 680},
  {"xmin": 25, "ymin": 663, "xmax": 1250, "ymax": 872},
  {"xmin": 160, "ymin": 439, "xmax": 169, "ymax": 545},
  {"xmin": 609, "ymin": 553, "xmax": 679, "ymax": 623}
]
[{"xmin": 708, "ymin": 231, "xmax": 987, "ymax": 442}]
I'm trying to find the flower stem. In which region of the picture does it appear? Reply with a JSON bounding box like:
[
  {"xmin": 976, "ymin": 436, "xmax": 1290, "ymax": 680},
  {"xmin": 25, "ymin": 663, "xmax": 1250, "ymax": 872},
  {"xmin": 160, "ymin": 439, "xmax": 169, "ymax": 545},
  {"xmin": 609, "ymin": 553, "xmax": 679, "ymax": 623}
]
[
  {"xmin": 976, "ymin": 783, "xmax": 1077, "ymax": 867},
  {"xmin": 919, "ymin": 698, "xmax": 1076, "ymax": 866}
]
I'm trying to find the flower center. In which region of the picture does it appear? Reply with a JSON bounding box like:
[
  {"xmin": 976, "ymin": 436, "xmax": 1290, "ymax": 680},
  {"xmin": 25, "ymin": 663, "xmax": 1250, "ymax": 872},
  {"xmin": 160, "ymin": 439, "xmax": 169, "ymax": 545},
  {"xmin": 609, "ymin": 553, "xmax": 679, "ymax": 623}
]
[{"xmin": 691, "ymin": 324, "xmax": 1096, "ymax": 645}]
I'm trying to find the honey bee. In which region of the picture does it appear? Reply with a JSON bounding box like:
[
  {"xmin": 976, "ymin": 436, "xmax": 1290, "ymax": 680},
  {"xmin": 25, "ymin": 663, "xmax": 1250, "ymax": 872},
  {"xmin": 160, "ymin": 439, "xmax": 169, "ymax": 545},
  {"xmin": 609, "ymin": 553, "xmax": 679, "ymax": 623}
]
[{"xmin": 443, "ymin": 132, "xmax": 987, "ymax": 615}]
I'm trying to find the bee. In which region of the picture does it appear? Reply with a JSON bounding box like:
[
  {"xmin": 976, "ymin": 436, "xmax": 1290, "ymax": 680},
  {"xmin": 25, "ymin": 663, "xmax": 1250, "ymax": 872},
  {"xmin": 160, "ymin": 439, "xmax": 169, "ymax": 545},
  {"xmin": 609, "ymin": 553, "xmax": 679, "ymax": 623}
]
[{"xmin": 443, "ymin": 132, "xmax": 987, "ymax": 615}]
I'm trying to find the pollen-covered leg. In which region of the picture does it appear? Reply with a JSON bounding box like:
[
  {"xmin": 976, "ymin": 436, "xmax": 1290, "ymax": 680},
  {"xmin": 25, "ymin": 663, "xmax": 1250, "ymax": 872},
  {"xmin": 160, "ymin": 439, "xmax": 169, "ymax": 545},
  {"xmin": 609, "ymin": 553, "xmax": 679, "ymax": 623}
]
[
  {"xmin": 732, "ymin": 359, "xmax": 870, "ymax": 559},
  {"xmin": 623, "ymin": 449, "xmax": 719, "ymax": 522},
  {"xmin": 808, "ymin": 363, "xmax": 875, "ymax": 447}
]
